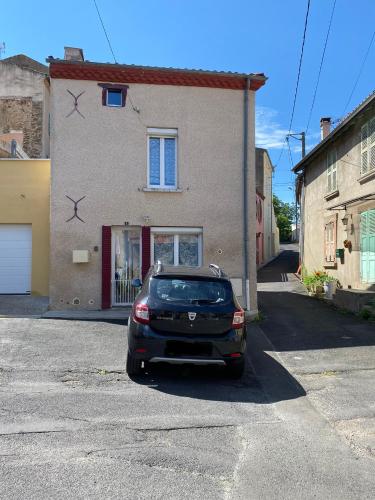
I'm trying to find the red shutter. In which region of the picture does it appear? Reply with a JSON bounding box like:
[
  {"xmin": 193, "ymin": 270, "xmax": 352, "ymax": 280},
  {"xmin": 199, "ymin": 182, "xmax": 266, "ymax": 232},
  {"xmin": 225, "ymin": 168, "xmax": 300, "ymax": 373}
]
[
  {"xmin": 142, "ymin": 226, "xmax": 151, "ymax": 279},
  {"xmin": 102, "ymin": 226, "xmax": 112, "ymax": 309},
  {"xmin": 101, "ymin": 88, "xmax": 107, "ymax": 106}
]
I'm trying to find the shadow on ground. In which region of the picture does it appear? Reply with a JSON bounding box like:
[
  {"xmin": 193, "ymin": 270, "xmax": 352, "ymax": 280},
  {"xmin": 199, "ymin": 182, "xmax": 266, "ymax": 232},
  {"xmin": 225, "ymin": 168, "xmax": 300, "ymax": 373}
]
[
  {"xmin": 132, "ymin": 324, "xmax": 306, "ymax": 404},
  {"xmin": 258, "ymin": 245, "xmax": 375, "ymax": 352}
]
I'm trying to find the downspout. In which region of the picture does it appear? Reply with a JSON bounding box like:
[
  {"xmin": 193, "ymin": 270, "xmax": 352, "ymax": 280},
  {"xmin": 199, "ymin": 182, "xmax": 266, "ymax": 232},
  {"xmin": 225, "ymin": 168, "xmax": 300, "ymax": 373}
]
[{"xmin": 242, "ymin": 77, "xmax": 250, "ymax": 309}]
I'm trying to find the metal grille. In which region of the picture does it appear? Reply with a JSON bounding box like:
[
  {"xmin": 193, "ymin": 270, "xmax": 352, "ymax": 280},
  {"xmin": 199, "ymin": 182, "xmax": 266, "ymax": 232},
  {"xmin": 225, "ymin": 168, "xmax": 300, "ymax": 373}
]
[{"xmin": 112, "ymin": 279, "xmax": 137, "ymax": 305}]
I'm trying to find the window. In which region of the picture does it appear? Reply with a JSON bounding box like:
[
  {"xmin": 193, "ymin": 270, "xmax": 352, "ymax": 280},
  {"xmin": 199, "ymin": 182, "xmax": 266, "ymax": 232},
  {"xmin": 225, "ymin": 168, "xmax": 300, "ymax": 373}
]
[
  {"xmin": 151, "ymin": 228, "xmax": 202, "ymax": 267},
  {"xmin": 98, "ymin": 83, "xmax": 128, "ymax": 108},
  {"xmin": 327, "ymin": 150, "xmax": 337, "ymax": 193},
  {"xmin": 324, "ymin": 216, "xmax": 337, "ymax": 267},
  {"xmin": 361, "ymin": 117, "xmax": 375, "ymax": 175},
  {"xmin": 150, "ymin": 277, "xmax": 232, "ymax": 305},
  {"xmin": 148, "ymin": 128, "xmax": 177, "ymax": 189},
  {"xmin": 107, "ymin": 89, "xmax": 123, "ymax": 107}
]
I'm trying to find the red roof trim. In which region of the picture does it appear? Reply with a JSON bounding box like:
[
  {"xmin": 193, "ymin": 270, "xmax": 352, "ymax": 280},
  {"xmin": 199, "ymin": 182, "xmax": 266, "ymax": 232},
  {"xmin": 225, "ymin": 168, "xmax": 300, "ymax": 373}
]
[{"xmin": 49, "ymin": 62, "xmax": 266, "ymax": 91}]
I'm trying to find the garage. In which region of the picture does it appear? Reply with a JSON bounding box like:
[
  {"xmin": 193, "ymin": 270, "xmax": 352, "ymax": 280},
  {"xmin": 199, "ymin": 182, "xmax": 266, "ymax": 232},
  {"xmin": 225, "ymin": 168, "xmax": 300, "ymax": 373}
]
[{"xmin": 0, "ymin": 224, "xmax": 32, "ymax": 294}]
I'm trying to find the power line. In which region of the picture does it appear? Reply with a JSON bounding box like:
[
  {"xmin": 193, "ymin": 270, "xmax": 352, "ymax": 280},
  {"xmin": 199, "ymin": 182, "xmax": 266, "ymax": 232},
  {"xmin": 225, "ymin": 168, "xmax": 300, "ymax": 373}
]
[
  {"xmin": 305, "ymin": 0, "xmax": 336, "ymax": 135},
  {"xmin": 288, "ymin": 0, "xmax": 311, "ymax": 134},
  {"xmin": 93, "ymin": 0, "xmax": 118, "ymax": 64},
  {"xmin": 343, "ymin": 28, "xmax": 375, "ymax": 115}
]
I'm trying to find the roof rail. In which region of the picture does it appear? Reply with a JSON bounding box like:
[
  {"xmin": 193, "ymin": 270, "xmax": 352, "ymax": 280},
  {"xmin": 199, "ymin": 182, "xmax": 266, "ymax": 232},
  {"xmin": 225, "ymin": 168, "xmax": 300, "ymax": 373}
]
[
  {"xmin": 154, "ymin": 260, "xmax": 163, "ymax": 273},
  {"xmin": 208, "ymin": 263, "xmax": 224, "ymax": 277}
]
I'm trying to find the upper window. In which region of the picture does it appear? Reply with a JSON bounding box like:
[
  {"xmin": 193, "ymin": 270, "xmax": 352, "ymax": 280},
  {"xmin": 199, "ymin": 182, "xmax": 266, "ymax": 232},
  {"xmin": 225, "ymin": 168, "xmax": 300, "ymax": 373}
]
[
  {"xmin": 361, "ymin": 117, "xmax": 375, "ymax": 175},
  {"xmin": 147, "ymin": 128, "xmax": 177, "ymax": 189},
  {"xmin": 107, "ymin": 89, "xmax": 123, "ymax": 107},
  {"xmin": 98, "ymin": 83, "xmax": 128, "ymax": 108},
  {"xmin": 327, "ymin": 149, "xmax": 337, "ymax": 193},
  {"xmin": 151, "ymin": 228, "xmax": 202, "ymax": 267}
]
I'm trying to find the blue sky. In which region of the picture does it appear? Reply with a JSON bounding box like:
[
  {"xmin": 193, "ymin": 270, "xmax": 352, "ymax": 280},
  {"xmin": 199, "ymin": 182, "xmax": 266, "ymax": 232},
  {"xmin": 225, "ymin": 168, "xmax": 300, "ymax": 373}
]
[{"xmin": 2, "ymin": 0, "xmax": 374, "ymax": 203}]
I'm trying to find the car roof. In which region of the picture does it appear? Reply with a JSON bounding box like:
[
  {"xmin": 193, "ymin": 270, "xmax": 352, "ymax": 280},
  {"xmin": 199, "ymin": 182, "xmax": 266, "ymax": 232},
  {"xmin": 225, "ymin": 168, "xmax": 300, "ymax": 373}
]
[{"xmin": 151, "ymin": 264, "xmax": 229, "ymax": 280}]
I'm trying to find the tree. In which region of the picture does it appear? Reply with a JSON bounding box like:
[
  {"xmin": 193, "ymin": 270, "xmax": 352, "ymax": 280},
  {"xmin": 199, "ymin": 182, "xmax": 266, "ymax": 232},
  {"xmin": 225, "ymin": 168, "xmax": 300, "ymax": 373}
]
[{"xmin": 273, "ymin": 194, "xmax": 296, "ymax": 242}]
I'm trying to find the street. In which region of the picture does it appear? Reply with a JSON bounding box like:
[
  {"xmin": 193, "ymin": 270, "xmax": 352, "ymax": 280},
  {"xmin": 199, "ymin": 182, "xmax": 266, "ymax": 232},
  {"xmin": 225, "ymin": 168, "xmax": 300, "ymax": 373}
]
[{"xmin": 1, "ymin": 246, "xmax": 375, "ymax": 499}]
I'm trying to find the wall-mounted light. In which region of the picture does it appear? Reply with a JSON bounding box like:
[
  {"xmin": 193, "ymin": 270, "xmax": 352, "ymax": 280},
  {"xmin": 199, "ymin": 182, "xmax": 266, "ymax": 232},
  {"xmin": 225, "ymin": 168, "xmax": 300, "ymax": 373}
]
[{"xmin": 143, "ymin": 215, "xmax": 150, "ymax": 224}]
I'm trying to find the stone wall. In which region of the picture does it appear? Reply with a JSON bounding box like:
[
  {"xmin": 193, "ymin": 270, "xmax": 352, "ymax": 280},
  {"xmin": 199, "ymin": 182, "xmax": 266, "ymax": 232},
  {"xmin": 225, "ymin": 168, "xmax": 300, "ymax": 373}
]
[{"xmin": 0, "ymin": 97, "xmax": 43, "ymax": 158}]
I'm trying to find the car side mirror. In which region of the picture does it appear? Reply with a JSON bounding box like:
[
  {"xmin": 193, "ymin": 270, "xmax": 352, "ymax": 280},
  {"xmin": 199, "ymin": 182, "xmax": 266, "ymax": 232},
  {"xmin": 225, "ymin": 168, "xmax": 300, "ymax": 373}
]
[{"xmin": 131, "ymin": 278, "xmax": 142, "ymax": 288}]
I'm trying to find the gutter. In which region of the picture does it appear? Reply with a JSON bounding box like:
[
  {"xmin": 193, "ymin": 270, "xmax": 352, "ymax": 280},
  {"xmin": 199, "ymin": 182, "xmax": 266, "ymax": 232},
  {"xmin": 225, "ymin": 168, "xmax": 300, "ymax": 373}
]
[{"xmin": 242, "ymin": 77, "xmax": 250, "ymax": 309}]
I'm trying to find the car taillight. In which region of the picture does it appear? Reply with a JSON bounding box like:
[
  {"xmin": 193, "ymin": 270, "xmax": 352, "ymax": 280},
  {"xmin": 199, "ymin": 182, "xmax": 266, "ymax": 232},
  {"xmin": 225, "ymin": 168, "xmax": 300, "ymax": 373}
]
[
  {"xmin": 134, "ymin": 303, "xmax": 150, "ymax": 325},
  {"xmin": 232, "ymin": 309, "xmax": 245, "ymax": 329}
]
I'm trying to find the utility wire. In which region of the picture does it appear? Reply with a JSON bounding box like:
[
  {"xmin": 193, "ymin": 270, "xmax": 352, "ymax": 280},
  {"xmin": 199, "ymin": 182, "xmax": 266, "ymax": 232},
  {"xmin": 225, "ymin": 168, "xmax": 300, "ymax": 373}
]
[
  {"xmin": 343, "ymin": 28, "xmax": 375, "ymax": 115},
  {"xmin": 93, "ymin": 0, "xmax": 118, "ymax": 63},
  {"xmin": 305, "ymin": 0, "xmax": 336, "ymax": 135},
  {"xmin": 288, "ymin": 0, "xmax": 311, "ymax": 134}
]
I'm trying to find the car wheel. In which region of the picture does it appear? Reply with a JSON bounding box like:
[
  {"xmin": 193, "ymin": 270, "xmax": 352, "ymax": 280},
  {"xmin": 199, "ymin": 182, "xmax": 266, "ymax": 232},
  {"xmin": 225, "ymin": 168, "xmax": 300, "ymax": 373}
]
[
  {"xmin": 226, "ymin": 357, "xmax": 245, "ymax": 379},
  {"xmin": 126, "ymin": 351, "xmax": 142, "ymax": 376}
]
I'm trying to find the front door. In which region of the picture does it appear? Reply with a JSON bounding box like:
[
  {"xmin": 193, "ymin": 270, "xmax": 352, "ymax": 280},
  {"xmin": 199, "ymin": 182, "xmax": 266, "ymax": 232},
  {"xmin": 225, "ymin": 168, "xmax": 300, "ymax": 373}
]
[
  {"xmin": 360, "ymin": 209, "xmax": 375, "ymax": 283},
  {"xmin": 112, "ymin": 228, "xmax": 141, "ymax": 305}
]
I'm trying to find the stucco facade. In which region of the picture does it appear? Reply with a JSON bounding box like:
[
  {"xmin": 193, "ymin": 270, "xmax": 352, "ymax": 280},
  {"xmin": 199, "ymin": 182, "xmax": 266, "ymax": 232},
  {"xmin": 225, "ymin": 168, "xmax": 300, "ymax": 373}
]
[
  {"xmin": 295, "ymin": 94, "xmax": 375, "ymax": 291},
  {"xmin": 0, "ymin": 159, "xmax": 50, "ymax": 295},
  {"xmin": 256, "ymin": 147, "xmax": 279, "ymax": 265},
  {"xmin": 48, "ymin": 58, "xmax": 266, "ymax": 312}
]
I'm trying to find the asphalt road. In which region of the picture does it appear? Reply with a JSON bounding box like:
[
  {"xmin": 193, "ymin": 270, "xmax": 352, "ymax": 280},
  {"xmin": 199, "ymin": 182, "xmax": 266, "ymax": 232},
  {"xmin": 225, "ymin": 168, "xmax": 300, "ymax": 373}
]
[{"xmin": 0, "ymin": 247, "xmax": 374, "ymax": 499}]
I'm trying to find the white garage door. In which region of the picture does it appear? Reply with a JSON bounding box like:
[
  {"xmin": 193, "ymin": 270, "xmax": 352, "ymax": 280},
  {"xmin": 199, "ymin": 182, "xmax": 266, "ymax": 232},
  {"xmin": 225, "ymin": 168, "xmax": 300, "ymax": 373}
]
[{"xmin": 0, "ymin": 225, "xmax": 32, "ymax": 294}]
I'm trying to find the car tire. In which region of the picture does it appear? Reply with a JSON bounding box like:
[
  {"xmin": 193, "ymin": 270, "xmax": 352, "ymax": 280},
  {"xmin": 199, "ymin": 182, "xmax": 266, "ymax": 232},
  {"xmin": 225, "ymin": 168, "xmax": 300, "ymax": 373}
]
[
  {"xmin": 226, "ymin": 357, "xmax": 245, "ymax": 379},
  {"xmin": 126, "ymin": 351, "xmax": 142, "ymax": 376}
]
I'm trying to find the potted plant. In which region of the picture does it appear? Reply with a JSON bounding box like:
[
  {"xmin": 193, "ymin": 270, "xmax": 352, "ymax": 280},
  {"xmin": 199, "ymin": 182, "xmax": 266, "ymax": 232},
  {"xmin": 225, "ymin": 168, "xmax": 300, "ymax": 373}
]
[{"xmin": 323, "ymin": 274, "xmax": 337, "ymax": 299}]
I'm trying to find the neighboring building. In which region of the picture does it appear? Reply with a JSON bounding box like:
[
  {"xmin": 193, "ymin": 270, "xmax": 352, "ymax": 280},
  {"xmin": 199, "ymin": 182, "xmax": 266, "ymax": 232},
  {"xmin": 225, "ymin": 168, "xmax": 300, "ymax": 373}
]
[
  {"xmin": 0, "ymin": 54, "xmax": 49, "ymax": 158},
  {"xmin": 47, "ymin": 47, "xmax": 266, "ymax": 312},
  {"xmin": 293, "ymin": 91, "xmax": 375, "ymax": 295},
  {"xmin": 255, "ymin": 147, "xmax": 279, "ymax": 265},
  {"xmin": 0, "ymin": 159, "xmax": 50, "ymax": 295}
]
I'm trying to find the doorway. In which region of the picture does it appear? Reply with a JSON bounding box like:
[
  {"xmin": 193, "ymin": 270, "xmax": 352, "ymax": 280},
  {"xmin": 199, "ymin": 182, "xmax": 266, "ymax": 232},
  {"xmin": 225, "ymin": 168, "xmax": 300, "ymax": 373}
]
[{"xmin": 112, "ymin": 227, "xmax": 141, "ymax": 305}]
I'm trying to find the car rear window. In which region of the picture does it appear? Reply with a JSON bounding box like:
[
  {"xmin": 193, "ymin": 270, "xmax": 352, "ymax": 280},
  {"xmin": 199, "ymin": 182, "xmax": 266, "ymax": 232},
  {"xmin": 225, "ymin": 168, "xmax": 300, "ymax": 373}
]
[{"xmin": 150, "ymin": 277, "xmax": 232, "ymax": 305}]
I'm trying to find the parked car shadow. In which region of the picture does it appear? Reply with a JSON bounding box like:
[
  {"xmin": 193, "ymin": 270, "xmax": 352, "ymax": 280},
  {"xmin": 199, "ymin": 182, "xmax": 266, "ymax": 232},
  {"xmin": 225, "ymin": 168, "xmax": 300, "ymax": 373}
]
[{"xmin": 131, "ymin": 325, "xmax": 306, "ymax": 404}]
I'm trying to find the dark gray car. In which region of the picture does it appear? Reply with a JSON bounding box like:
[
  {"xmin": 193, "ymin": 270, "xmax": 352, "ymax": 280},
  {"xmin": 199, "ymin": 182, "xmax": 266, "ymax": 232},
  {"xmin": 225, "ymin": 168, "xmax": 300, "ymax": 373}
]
[{"xmin": 126, "ymin": 263, "xmax": 246, "ymax": 378}]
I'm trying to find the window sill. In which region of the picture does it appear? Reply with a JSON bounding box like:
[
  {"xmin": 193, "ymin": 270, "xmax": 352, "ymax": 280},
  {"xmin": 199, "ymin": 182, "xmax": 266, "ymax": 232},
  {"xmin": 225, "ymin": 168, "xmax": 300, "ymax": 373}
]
[
  {"xmin": 142, "ymin": 187, "xmax": 183, "ymax": 193},
  {"xmin": 324, "ymin": 189, "xmax": 339, "ymax": 201},
  {"xmin": 358, "ymin": 169, "xmax": 375, "ymax": 184}
]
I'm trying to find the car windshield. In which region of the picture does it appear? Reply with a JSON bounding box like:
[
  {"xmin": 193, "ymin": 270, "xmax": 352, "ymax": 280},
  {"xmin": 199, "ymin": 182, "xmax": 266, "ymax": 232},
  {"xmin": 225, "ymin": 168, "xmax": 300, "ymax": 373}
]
[{"xmin": 151, "ymin": 277, "xmax": 232, "ymax": 304}]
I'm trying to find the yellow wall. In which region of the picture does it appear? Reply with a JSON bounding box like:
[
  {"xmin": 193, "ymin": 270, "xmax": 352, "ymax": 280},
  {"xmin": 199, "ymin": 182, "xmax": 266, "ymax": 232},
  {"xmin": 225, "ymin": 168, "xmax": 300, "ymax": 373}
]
[{"xmin": 0, "ymin": 159, "xmax": 50, "ymax": 295}]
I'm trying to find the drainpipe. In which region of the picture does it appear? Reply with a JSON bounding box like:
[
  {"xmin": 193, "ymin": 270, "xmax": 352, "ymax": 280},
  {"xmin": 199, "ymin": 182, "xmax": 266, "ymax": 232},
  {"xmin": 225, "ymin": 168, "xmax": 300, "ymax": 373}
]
[{"xmin": 242, "ymin": 77, "xmax": 250, "ymax": 310}]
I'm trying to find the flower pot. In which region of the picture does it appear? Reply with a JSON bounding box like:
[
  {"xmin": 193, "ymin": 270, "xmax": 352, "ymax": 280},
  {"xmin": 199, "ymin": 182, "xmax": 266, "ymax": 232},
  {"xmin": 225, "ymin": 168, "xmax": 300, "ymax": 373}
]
[{"xmin": 323, "ymin": 281, "xmax": 336, "ymax": 299}]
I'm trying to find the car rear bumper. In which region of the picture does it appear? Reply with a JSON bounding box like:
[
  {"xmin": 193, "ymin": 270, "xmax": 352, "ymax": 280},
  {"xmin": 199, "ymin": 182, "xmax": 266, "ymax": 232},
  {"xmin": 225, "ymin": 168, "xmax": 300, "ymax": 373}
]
[{"xmin": 128, "ymin": 320, "xmax": 246, "ymax": 364}]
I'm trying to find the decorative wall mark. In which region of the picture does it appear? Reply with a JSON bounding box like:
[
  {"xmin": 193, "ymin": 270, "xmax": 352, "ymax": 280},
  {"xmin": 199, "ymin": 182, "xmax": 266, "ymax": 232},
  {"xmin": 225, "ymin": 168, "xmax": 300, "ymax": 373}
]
[
  {"xmin": 66, "ymin": 90, "xmax": 85, "ymax": 118},
  {"xmin": 66, "ymin": 195, "xmax": 86, "ymax": 222}
]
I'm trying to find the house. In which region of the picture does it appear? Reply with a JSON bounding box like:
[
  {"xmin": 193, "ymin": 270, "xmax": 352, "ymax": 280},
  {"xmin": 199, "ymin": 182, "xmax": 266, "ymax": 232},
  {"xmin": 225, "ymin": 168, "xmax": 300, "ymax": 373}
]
[
  {"xmin": 0, "ymin": 159, "xmax": 50, "ymax": 295},
  {"xmin": 293, "ymin": 91, "xmax": 375, "ymax": 309},
  {"xmin": 255, "ymin": 147, "xmax": 279, "ymax": 266},
  {"xmin": 47, "ymin": 47, "xmax": 266, "ymax": 313},
  {"xmin": 0, "ymin": 54, "xmax": 49, "ymax": 158}
]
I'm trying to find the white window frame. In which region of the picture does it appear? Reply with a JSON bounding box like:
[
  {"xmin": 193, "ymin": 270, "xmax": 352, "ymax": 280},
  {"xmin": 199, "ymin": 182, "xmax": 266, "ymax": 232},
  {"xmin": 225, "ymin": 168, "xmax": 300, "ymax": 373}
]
[
  {"xmin": 151, "ymin": 227, "xmax": 203, "ymax": 267},
  {"xmin": 327, "ymin": 149, "xmax": 337, "ymax": 193},
  {"xmin": 147, "ymin": 128, "xmax": 178, "ymax": 189},
  {"xmin": 361, "ymin": 117, "xmax": 375, "ymax": 175},
  {"xmin": 106, "ymin": 88, "xmax": 123, "ymax": 107}
]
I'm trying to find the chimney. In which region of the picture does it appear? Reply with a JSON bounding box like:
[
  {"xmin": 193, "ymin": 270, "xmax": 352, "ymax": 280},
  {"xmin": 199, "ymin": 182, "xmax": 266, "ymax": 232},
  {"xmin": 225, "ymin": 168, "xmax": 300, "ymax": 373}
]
[
  {"xmin": 320, "ymin": 117, "xmax": 331, "ymax": 140},
  {"xmin": 64, "ymin": 47, "xmax": 84, "ymax": 62}
]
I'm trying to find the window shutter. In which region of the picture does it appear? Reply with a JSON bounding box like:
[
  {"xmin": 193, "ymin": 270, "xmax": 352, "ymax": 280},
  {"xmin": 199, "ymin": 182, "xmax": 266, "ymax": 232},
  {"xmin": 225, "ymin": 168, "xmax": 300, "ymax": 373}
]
[
  {"xmin": 141, "ymin": 226, "xmax": 151, "ymax": 279},
  {"xmin": 102, "ymin": 226, "xmax": 112, "ymax": 309},
  {"xmin": 361, "ymin": 123, "xmax": 368, "ymax": 174},
  {"xmin": 369, "ymin": 117, "xmax": 375, "ymax": 172},
  {"xmin": 101, "ymin": 88, "xmax": 107, "ymax": 106}
]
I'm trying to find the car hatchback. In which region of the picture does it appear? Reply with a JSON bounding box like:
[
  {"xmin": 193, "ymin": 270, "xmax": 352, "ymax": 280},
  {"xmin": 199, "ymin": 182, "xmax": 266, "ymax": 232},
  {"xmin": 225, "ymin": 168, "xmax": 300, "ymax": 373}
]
[{"xmin": 126, "ymin": 263, "xmax": 246, "ymax": 378}]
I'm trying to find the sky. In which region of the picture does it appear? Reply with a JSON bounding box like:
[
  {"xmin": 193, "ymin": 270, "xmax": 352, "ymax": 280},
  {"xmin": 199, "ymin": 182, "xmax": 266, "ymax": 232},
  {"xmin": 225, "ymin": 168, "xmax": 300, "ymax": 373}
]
[{"xmin": 1, "ymin": 0, "xmax": 374, "ymax": 203}]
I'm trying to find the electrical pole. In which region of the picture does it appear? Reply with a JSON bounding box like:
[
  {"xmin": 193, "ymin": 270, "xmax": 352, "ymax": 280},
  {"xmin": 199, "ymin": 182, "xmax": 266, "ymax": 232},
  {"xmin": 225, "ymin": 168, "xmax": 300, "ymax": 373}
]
[{"xmin": 286, "ymin": 132, "xmax": 305, "ymax": 242}]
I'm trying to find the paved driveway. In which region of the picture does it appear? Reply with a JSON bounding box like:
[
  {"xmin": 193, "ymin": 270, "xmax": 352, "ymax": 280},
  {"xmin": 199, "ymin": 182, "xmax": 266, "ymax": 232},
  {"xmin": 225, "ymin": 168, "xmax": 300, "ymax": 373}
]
[{"xmin": 0, "ymin": 249, "xmax": 374, "ymax": 499}]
